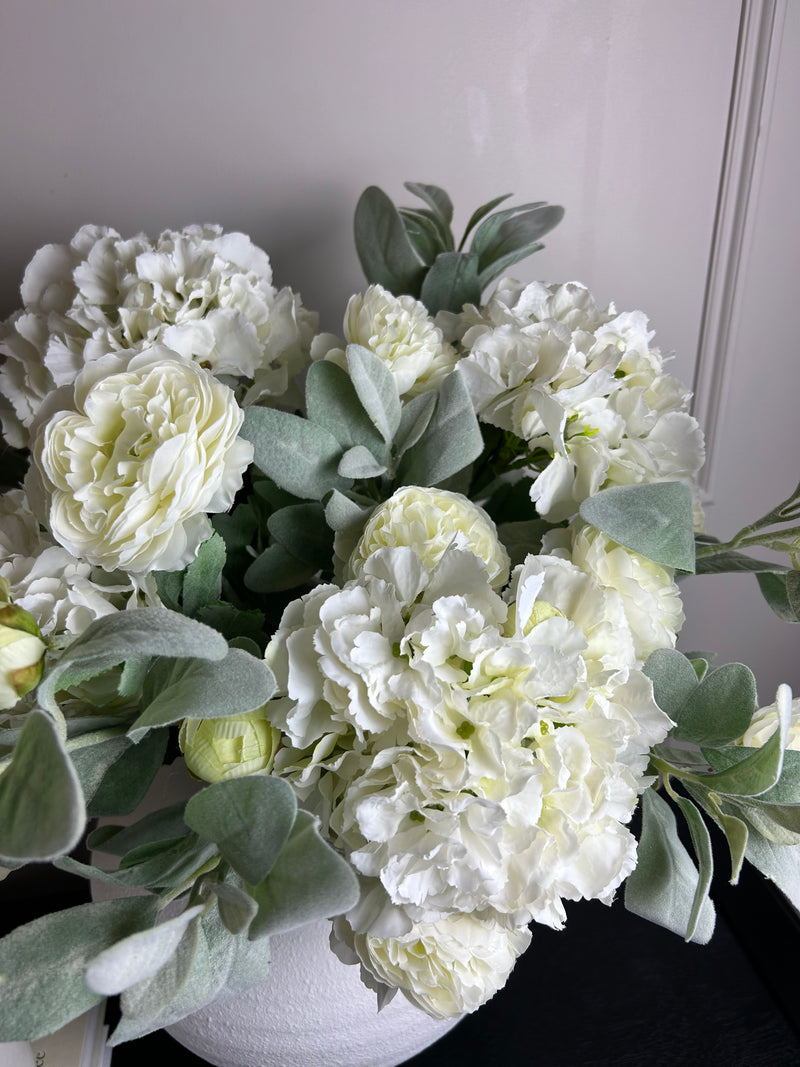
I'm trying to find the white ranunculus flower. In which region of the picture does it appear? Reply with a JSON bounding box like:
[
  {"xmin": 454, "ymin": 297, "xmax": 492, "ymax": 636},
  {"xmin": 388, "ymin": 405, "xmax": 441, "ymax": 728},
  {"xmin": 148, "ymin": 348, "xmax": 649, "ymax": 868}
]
[
  {"xmin": 739, "ymin": 685, "xmax": 800, "ymax": 750},
  {"xmin": 29, "ymin": 347, "xmax": 252, "ymax": 574},
  {"xmin": 456, "ymin": 279, "xmax": 705, "ymax": 521},
  {"xmin": 318, "ymin": 284, "xmax": 457, "ymax": 397},
  {"xmin": 349, "ymin": 912, "xmax": 532, "ymax": 1019},
  {"xmin": 346, "ymin": 486, "xmax": 510, "ymax": 589}
]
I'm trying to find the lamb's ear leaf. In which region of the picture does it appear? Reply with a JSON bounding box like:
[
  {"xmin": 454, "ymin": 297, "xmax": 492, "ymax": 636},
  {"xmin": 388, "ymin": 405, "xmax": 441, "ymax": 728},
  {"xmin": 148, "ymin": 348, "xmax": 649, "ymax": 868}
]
[
  {"xmin": 184, "ymin": 774, "xmax": 297, "ymax": 887},
  {"xmin": 240, "ymin": 406, "xmax": 352, "ymax": 502},
  {"xmin": 354, "ymin": 185, "xmax": 426, "ymax": 297},
  {"xmin": 579, "ymin": 482, "xmax": 695, "ymax": 572},
  {"xmin": 345, "ymin": 344, "xmax": 402, "ymax": 446},
  {"xmin": 127, "ymin": 649, "xmax": 276, "ymax": 742},
  {"xmin": 305, "ymin": 359, "xmax": 386, "ymax": 459},
  {"xmin": 418, "ymin": 251, "xmax": 481, "ymax": 316},
  {"xmin": 248, "ymin": 811, "xmax": 359, "ymax": 940},
  {"xmin": 397, "ymin": 369, "xmax": 483, "ymax": 487},
  {"xmin": 85, "ymin": 904, "xmax": 205, "ymax": 995},
  {"xmin": 0, "ymin": 897, "xmax": 158, "ymax": 1041},
  {"xmin": 109, "ymin": 907, "xmax": 239, "ymax": 1044},
  {"xmin": 0, "ymin": 710, "xmax": 85, "ymax": 864},
  {"xmin": 624, "ymin": 788, "xmax": 715, "ymax": 944},
  {"xmin": 37, "ymin": 609, "xmax": 228, "ymax": 714}
]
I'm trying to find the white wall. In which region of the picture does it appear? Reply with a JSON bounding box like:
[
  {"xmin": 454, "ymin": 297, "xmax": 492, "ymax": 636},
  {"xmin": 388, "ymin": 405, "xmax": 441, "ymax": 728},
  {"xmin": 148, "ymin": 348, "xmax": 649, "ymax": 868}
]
[{"xmin": 0, "ymin": 0, "xmax": 737, "ymax": 384}]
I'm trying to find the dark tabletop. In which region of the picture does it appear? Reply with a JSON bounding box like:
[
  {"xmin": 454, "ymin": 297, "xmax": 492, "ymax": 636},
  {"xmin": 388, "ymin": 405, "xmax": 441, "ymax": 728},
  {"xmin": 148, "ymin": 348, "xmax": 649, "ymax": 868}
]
[{"xmin": 4, "ymin": 848, "xmax": 800, "ymax": 1067}]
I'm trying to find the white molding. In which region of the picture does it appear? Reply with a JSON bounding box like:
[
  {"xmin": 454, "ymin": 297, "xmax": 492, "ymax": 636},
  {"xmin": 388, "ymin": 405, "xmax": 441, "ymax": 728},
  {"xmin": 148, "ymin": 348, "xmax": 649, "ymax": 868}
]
[{"xmin": 692, "ymin": 0, "xmax": 787, "ymax": 503}]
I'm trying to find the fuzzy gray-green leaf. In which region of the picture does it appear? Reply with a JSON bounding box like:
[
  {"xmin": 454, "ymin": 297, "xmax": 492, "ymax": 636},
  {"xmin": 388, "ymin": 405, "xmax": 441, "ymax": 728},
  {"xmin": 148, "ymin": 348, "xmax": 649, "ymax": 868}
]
[
  {"xmin": 0, "ymin": 897, "xmax": 158, "ymax": 1041},
  {"xmin": 354, "ymin": 185, "xmax": 426, "ymax": 296},
  {"xmin": 37, "ymin": 610, "xmax": 228, "ymax": 715},
  {"xmin": 86, "ymin": 904, "xmax": 204, "ymax": 995},
  {"xmin": 579, "ymin": 482, "xmax": 695, "ymax": 572},
  {"xmin": 0, "ymin": 710, "xmax": 85, "ymax": 864},
  {"xmin": 241, "ymin": 406, "xmax": 351, "ymax": 501},
  {"xmin": 398, "ymin": 368, "xmax": 483, "ymax": 487},
  {"xmin": 249, "ymin": 811, "xmax": 359, "ymax": 939},
  {"xmin": 128, "ymin": 649, "xmax": 275, "ymax": 742},
  {"xmin": 419, "ymin": 251, "xmax": 481, "ymax": 316},
  {"xmin": 345, "ymin": 344, "xmax": 402, "ymax": 445},
  {"xmin": 267, "ymin": 503, "xmax": 335, "ymax": 571},
  {"xmin": 185, "ymin": 774, "xmax": 297, "ymax": 887},
  {"xmin": 624, "ymin": 788, "xmax": 715, "ymax": 944},
  {"xmin": 305, "ymin": 359, "xmax": 385, "ymax": 458}
]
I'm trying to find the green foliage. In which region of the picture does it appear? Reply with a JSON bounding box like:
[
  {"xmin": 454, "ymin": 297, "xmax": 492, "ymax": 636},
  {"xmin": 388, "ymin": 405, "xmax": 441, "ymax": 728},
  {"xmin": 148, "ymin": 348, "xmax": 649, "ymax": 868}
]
[
  {"xmin": 345, "ymin": 344, "xmax": 402, "ymax": 445},
  {"xmin": 241, "ymin": 406, "xmax": 352, "ymax": 501},
  {"xmin": 0, "ymin": 710, "xmax": 85, "ymax": 864},
  {"xmin": 624, "ymin": 788, "xmax": 715, "ymax": 944},
  {"xmin": 184, "ymin": 775, "xmax": 298, "ymax": 886},
  {"xmin": 127, "ymin": 648, "xmax": 276, "ymax": 742},
  {"xmin": 0, "ymin": 897, "xmax": 158, "ymax": 1041},
  {"xmin": 757, "ymin": 571, "xmax": 800, "ymax": 622},
  {"xmin": 644, "ymin": 649, "xmax": 756, "ymax": 747},
  {"xmin": 71, "ymin": 727, "xmax": 168, "ymax": 816},
  {"xmin": 397, "ymin": 368, "xmax": 483, "ymax": 487},
  {"xmin": 37, "ymin": 609, "xmax": 229, "ymax": 717},
  {"xmin": 579, "ymin": 482, "xmax": 696, "ymax": 572},
  {"xmin": 248, "ymin": 810, "xmax": 360, "ymax": 939},
  {"xmin": 354, "ymin": 182, "xmax": 564, "ymax": 314},
  {"xmin": 353, "ymin": 185, "xmax": 426, "ymax": 298},
  {"xmin": 85, "ymin": 904, "xmax": 205, "ymax": 995},
  {"xmin": 305, "ymin": 359, "xmax": 386, "ymax": 458}
]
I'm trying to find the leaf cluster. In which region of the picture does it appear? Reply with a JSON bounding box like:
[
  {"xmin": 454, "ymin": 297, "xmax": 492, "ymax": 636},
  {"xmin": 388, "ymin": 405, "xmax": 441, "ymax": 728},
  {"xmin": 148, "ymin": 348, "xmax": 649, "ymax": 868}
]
[
  {"xmin": 625, "ymin": 648, "xmax": 800, "ymax": 945},
  {"xmin": 234, "ymin": 346, "xmax": 483, "ymax": 595},
  {"xmin": 0, "ymin": 609, "xmax": 358, "ymax": 1044},
  {"xmin": 354, "ymin": 182, "xmax": 564, "ymax": 315}
]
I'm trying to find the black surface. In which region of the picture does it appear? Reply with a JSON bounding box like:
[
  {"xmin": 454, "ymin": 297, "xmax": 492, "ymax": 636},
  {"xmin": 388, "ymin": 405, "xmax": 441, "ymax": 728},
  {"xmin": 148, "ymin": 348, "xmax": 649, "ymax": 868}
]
[{"xmin": 3, "ymin": 859, "xmax": 800, "ymax": 1067}]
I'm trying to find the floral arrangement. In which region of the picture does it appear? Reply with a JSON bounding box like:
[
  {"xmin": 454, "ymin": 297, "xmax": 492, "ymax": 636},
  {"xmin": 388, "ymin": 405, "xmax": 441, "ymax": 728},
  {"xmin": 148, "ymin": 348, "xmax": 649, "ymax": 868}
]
[{"xmin": 1, "ymin": 182, "xmax": 800, "ymax": 1042}]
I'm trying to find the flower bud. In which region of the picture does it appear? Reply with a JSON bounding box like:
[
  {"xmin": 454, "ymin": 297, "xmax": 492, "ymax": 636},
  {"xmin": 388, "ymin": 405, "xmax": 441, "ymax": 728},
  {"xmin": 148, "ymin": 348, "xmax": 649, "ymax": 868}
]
[
  {"xmin": 0, "ymin": 602, "xmax": 46, "ymax": 710},
  {"xmin": 179, "ymin": 708, "xmax": 281, "ymax": 783}
]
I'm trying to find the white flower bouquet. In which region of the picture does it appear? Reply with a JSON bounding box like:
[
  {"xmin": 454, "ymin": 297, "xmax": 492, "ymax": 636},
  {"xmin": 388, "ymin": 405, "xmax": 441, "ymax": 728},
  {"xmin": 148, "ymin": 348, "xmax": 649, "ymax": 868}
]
[{"xmin": 1, "ymin": 182, "xmax": 799, "ymax": 1043}]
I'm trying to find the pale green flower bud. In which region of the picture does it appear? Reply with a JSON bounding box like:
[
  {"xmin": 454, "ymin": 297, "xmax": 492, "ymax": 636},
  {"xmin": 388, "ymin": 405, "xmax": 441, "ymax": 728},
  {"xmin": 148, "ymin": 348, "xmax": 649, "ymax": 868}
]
[
  {"xmin": 0, "ymin": 601, "xmax": 46, "ymax": 710},
  {"xmin": 179, "ymin": 708, "xmax": 281, "ymax": 783}
]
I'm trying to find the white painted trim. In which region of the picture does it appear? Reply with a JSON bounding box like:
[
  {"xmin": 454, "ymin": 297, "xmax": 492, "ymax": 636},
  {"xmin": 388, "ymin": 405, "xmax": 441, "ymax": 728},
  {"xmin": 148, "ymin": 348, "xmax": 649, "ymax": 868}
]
[{"xmin": 692, "ymin": 0, "xmax": 787, "ymax": 502}]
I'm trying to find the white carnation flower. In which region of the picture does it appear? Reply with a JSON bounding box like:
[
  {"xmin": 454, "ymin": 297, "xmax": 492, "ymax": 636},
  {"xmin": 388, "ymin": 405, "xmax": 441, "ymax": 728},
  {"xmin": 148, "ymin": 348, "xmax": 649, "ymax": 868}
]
[
  {"xmin": 0, "ymin": 224, "xmax": 316, "ymax": 447},
  {"xmin": 318, "ymin": 284, "xmax": 457, "ymax": 397},
  {"xmin": 457, "ymin": 279, "xmax": 705, "ymax": 520},
  {"xmin": 346, "ymin": 485, "xmax": 509, "ymax": 589},
  {"xmin": 342, "ymin": 912, "xmax": 532, "ymax": 1019},
  {"xmin": 28, "ymin": 347, "xmax": 252, "ymax": 574},
  {"xmin": 0, "ymin": 489, "xmax": 136, "ymax": 642}
]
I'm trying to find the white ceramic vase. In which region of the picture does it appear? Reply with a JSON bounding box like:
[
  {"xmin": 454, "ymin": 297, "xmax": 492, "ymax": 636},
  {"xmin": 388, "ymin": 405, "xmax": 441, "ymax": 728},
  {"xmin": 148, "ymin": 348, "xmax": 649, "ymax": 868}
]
[{"xmin": 166, "ymin": 917, "xmax": 460, "ymax": 1067}]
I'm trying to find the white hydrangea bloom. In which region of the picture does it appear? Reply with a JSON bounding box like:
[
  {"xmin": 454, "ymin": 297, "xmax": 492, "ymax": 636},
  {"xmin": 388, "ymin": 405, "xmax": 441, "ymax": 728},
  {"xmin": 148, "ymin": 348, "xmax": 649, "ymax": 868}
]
[
  {"xmin": 0, "ymin": 224, "xmax": 316, "ymax": 447},
  {"xmin": 28, "ymin": 348, "xmax": 253, "ymax": 574},
  {"xmin": 346, "ymin": 485, "xmax": 510, "ymax": 590},
  {"xmin": 316, "ymin": 283, "xmax": 457, "ymax": 397},
  {"xmin": 0, "ymin": 488, "xmax": 136, "ymax": 643},
  {"xmin": 265, "ymin": 543, "xmax": 671, "ymax": 963},
  {"xmin": 456, "ymin": 279, "xmax": 705, "ymax": 521},
  {"xmin": 334, "ymin": 911, "xmax": 532, "ymax": 1019}
]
